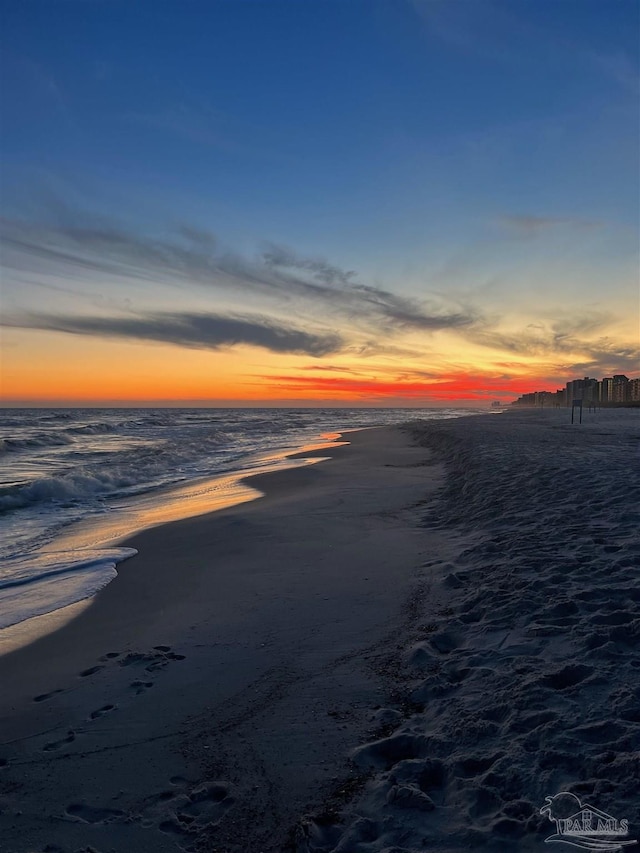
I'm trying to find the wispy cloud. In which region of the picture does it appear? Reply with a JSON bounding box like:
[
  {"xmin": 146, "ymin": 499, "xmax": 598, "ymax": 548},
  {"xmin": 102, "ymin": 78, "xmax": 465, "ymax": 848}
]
[
  {"xmin": 263, "ymin": 244, "xmax": 356, "ymax": 286},
  {"xmin": 413, "ymin": 0, "xmax": 640, "ymax": 95},
  {"xmin": 590, "ymin": 50, "xmax": 640, "ymax": 97},
  {"xmin": 410, "ymin": 0, "xmax": 493, "ymax": 52},
  {"xmin": 559, "ymin": 343, "xmax": 640, "ymax": 378},
  {"xmin": 300, "ymin": 364, "xmax": 358, "ymax": 373},
  {"xmin": 468, "ymin": 313, "xmax": 640, "ymax": 377},
  {"xmin": 0, "ymin": 210, "xmax": 479, "ymax": 337},
  {"xmin": 4, "ymin": 204, "xmax": 630, "ymax": 376},
  {"xmin": 2, "ymin": 311, "xmax": 343, "ymax": 357},
  {"xmin": 409, "ymin": 0, "xmax": 531, "ymax": 63}
]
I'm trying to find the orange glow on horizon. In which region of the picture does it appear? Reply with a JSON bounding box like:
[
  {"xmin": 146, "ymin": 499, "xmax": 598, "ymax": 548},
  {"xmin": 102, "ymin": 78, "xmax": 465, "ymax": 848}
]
[
  {"xmin": 256, "ymin": 372, "xmax": 559, "ymax": 402},
  {"xmin": 0, "ymin": 328, "xmax": 581, "ymax": 407}
]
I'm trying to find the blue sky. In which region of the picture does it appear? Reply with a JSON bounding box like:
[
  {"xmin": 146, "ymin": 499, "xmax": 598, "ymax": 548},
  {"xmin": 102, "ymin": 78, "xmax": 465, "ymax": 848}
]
[{"xmin": 1, "ymin": 0, "xmax": 638, "ymax": 404}]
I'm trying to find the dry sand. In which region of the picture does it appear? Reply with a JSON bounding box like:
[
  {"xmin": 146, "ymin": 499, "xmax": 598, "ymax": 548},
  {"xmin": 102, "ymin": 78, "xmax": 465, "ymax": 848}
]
[
  {"xmin": 1, "ymin": 411, "xmax": 638, "ymax": 853},
  {"xmin": 298, "ymin": 409, "xmax": 640, "ymax": 853}
]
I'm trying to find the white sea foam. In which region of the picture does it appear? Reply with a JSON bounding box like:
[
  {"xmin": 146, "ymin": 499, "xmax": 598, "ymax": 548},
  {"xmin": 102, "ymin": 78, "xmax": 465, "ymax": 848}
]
[
  {"xmin": 0, "ymin": 549, "xmax": 137, "ymax": 630},
  {"xmin": 0, "ymin": 406, "xmax": 480, "ymax": 637},
  {"xmin": 0, "ymin": 432, "xmax": 75, "ymax": 452}
]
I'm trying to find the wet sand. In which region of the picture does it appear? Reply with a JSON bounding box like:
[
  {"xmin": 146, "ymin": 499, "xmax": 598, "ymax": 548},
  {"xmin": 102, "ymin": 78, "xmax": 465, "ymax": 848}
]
[{"xmin": 0, "ymin": 425, "xmax": 447, "ymax": 853}]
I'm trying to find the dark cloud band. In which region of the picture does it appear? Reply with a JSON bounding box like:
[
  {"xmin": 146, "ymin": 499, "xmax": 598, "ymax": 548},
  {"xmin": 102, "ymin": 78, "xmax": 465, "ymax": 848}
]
[{"xmin": 2, "ymin": 311, "xmax": 343, "ymax": 357}]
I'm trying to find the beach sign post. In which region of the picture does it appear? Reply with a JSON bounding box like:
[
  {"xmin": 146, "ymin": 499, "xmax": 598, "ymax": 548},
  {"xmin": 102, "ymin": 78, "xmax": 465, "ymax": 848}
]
[{"xmin": 571, "ymin": 399, "xmax": 583, "ymax": 424}]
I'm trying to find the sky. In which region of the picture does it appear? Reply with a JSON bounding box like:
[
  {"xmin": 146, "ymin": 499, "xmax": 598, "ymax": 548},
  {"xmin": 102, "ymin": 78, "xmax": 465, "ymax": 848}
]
[{"xmin": 1, "ymin": 0, "xmax": 638, "ymax": 407}]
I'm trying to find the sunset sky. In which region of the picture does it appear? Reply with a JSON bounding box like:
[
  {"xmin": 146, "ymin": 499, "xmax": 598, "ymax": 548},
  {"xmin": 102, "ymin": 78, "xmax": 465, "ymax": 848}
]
[{"xmin": 1, "ymin": 0, "xmax": 638, "ymax": 406}]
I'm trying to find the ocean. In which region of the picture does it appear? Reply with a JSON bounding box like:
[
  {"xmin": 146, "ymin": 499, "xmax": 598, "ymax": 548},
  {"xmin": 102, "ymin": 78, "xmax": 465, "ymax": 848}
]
[{"xmin": 0, "ymin": 407, "xmax": 481, "ymax": 638}]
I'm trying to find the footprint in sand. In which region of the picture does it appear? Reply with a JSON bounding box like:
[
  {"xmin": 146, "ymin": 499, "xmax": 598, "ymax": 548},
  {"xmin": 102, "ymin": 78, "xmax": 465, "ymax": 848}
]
[
  {"xmin": 79, "ymin": 665, "xmax": 105, "ymax": 678},
  {"xmin": 118, "ymin": 647, "xmax": 186, "ymax": 673},
  {"xmin": 99, "ymin": 651, "xmax": 121, "ymax": 661},
  {"xmin": 130, "ymin": 680, "xmax": 154, "ymax": 695},
  {"xmin": 169, "ymin": 775, "xmax": 194, "ymax": 786},
  {"xmin": 118, "ymin": 652, "xmax": 149, "ymax": 667},
  {"xmin": 155, "ymin": 789, "xmax": 178, "ymax": 802},
  {"xmin": 158, "ymin": 780, "xmax": 234, "ymax": 836},
  {"xmin": 145, "ymin": 650, "xmax": 186, "ymax": 672},
  {"xmin": 89, "ymin": 703, "xmax": 117, "ymax": 720},
  {"xmin": 158, "ymin": 817, "xmax": 190, "ymax": 836},
  {"xmin": 43, "ymin": 730, "xmax": 76, "ymax": 751},
  {"xmin": 145, "ymin": 659, "xmax": 169, "ymax": 672},
  {"xmin": 33, "ymin": 688, "xmax": 64, "ymax": 702}
]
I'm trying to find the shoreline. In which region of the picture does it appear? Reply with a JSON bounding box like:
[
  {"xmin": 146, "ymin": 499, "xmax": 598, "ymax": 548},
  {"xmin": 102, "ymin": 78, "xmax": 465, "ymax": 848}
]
[
  {"xmin": 0, "ymin": 430, "xmax": 351, "ymax": 655},
  {"xmin": 0, "ymin": 422, "xmax": 444, "ymax": 853},
  {"xmin": 0, "ymin": 428, "xmax": 356, "ymax": 699}
]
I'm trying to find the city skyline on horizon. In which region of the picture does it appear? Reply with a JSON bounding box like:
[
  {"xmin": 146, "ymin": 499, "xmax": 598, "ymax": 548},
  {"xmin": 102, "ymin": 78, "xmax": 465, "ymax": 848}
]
[{"xmin": 512, "ymin": 370, "xmax": 640, "ymax": 407}]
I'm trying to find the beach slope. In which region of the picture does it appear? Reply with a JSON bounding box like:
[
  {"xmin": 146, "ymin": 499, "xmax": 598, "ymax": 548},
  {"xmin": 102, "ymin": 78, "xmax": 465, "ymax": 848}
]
[{"xmin": 0, "ymin": 425, "xmax": 448, "ymax": 853}]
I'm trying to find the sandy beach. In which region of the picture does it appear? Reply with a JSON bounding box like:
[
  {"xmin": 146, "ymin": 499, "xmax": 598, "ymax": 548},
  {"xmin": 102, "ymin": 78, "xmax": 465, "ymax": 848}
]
[
  {"xmin": 0, "ymin": 424, "xmax": 446, "ymax": 853},
  {"xmin": 0, "ymin": 411, "xmax": 638, "ymax": 853}
]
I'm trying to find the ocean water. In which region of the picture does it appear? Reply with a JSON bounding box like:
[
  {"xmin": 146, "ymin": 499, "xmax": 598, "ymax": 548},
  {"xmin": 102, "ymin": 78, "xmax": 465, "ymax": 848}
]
[{"xmin": 0, "ymin": 407, "xmax": 480, "ymax": 637}]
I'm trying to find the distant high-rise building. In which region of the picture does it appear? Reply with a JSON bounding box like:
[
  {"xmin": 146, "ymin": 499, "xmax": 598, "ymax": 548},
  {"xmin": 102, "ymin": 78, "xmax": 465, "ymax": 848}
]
[
  {"xmin": 612, "ymin": 375, "xmax": 630, "ymax": 403},
  {"xmin": 630, "ymin": 378, "xmax": 640, "ymax": 402},
  {"xmin": 566, "ymin": 377, "xmax": 598, "ymax": 406},
  {"xmin": 600, "ymin": 377, "xmax": 613, "ymax": 403},
  {"xmin": 535, "ymin": 391, "xmax": 556, "ymax": 406}
]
